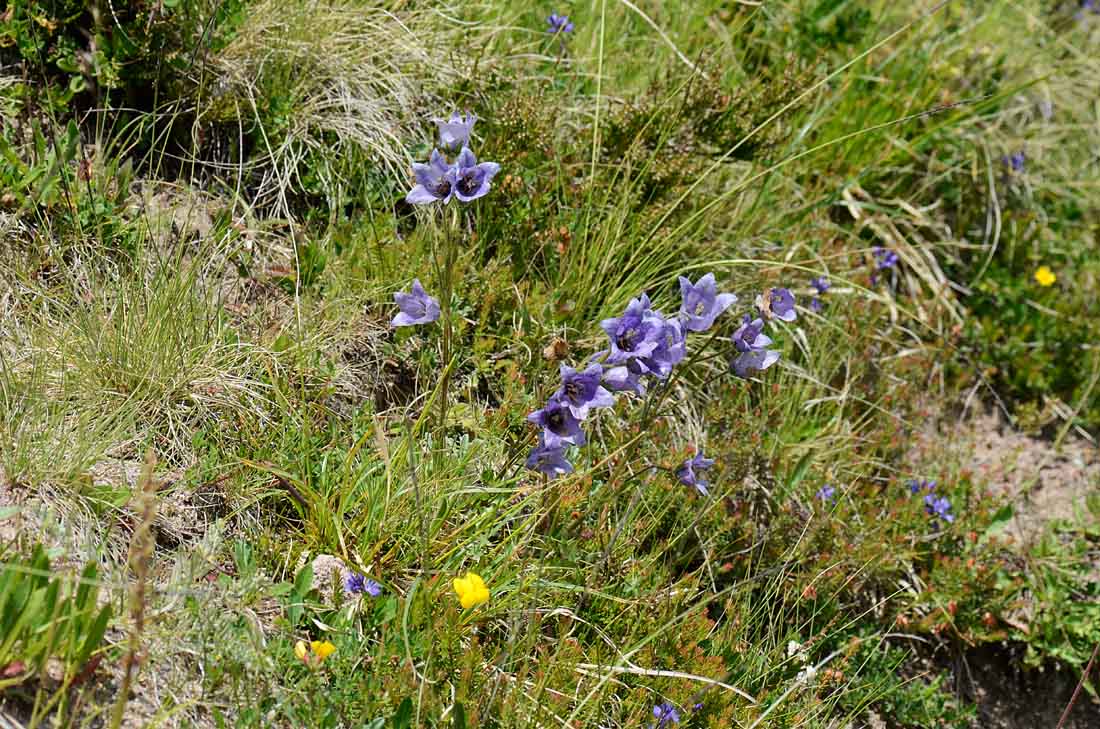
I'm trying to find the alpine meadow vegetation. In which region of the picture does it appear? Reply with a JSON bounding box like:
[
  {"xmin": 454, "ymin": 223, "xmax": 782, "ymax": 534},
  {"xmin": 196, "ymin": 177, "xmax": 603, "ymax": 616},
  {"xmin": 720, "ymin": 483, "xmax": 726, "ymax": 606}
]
[{"xmin": 0, "ymin": 1, "xmax": 1098, "ymax": 728}]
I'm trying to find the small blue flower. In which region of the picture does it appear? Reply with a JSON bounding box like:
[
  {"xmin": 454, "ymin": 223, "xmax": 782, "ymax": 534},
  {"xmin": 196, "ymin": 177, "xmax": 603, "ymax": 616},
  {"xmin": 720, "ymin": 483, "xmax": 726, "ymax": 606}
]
[
  {"xmin": 525, "ymin": 435, "xmax": 574, "ymax": 477},
  {"xmin": 433, "ymin": 111, "xmax": 477, "ymax": 151},
  {"xmin": 924, "ymin": 493, "xmax": 955, "ymax": 524},
  {"xmin": 527, "ymin": 396, "xmax": 586, "ymax": 448},
  {"xmin": 809, "ymin": 297, "xmax": 823, "ymax": 313},
  {"xmin": 1003, "ymin": 150, "xmax": 1026, "ymax": 173},
  {"xmin": 392, "ymin": 279, "xmax": 441, "ymax": 327},
  {"xmin": 676, "ymin": 451, "xmax": 715, "ymax": 496},
  {"xmin": 908, "ymin": 479, "xmax": 936, "ymax": 494},
  {"xmin": 756, "ymin": 287, "xmax": 797, "ymax": 322},
  {"xmin": 678, "ymin": 273, "xmax": 737, "ymax": 332},
  {"xmin": 345, "ymin": 572, "xmax": 382, "ymax": 597},
  {"xmin": 872, "ymin": 247, "xmax": 899, "ymax": 270},
  {"xmin": 547, "ymin": 13, "xmax": 574, "ymax": 34},
  {"xmin": 652, "ymin": 701, "xmax": 681, "ymax": 727},
  {"xmin": 407, "ymin": 149, "xmax": 457, "ymax": 205},
  {"xmin": 816, "ymin": 485, "xmax": 836, "ymax": 502},
  {"xmin": 730, "ymin": 316, "xmax": 780, "ymax": 379},
  {"xmin": 556, "ymin": 363, "xmax": 615, "ymax": 420},
  {"xmin": 453, "ymin": 147, "xmax": 501, "ymax": 203},
  {"xmin": 810, "ymin": 276, "xmax": 830, "ymax": 295}
]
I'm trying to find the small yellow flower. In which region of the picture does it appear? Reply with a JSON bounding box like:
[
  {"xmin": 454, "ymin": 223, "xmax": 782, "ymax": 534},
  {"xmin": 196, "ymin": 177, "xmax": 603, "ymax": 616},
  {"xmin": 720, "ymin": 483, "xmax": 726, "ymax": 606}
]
[
  {"xmin": 311, "ymin": 640, "xmax": 336, "ymax": 661},
  {"xmin": 1034, "ymin": 266, "xmax": 1056, "ymax": 287},
  {"xmin": 295, "ymin": 639, "xmax": 336, "ymax": 665},
  {"xmin": 452, "ymin": 571, "xmax": 490, "ymax": 609}
]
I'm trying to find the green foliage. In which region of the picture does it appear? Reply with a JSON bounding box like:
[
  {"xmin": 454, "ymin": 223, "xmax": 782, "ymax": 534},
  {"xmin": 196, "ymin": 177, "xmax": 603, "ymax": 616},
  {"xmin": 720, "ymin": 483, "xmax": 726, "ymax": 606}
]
[{"xmin": 0, "ymin": 544, "xmax": 111, "ymax": 691}]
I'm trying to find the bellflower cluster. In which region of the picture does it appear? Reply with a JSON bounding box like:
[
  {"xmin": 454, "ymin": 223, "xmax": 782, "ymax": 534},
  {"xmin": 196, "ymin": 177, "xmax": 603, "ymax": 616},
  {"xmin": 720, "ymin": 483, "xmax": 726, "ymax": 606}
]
[
  {"xmin": 525, "ymin": 273, "xmax": 738, "ymax": 480},
  {"xmin": 599, "ymin": 294, "xmax": 687, "ymax": 395},
  {"xmin": 407, "ymin": 112, "xmax": 500, "ymax": 206}
]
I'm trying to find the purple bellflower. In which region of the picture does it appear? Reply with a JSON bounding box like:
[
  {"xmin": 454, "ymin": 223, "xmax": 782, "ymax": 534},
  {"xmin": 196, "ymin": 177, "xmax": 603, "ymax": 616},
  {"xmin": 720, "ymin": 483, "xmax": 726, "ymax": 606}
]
[
  {"xmin": 676, "ymin": 451, "xmax": 715, "ymax": 496},
  {"xmin": 730, "ymin": 316, "xmax": 780, "ymax": 379},
  {"xmin": 816, "ymin": 484, "xmax": 836, "ymax": 502},
  {"xmin": 547, "ymin": 13, "xmax": 574, "ymax": 34},
  {"xmin": 652, "ymin": 701, "xmax": 681, "ymax": 727},
  {"xmin": 602, "ymin": 364, "xmax": 647, "ymax": 395},
  {"xmin": 407, "ymin": 149, "xmax": 457, "ymax": 205},
  {"xmin": 678, "ymin": 273, "xmax": 737, "ymax": 332},
  {"xmin": 556, "ymin": 363, "xmax": 615, "ymax": 420},
  {"xmin": 453, "ymin": 147, "xmax": 501, "ymax": 203},
  {"xmin": 434, "ymin": 111, "xmax": 477, "ymax": 151},
  {"xmin": 525, "ymin": 435, "xmax": 574, "ymax": 477},
  {"xmin": 1003, "ymin": 150, "xmax": 1026, "ymax": 173},
  {"xmin": 872, "ymin": 247, "xmax": 899, "ymax": 270},
  {"xmin": 345, "ymin": 572, "xmax": 382, "ymax": 597},
  {"xmin": 908, "ymin": 479, "xmax": 936, "ymax": 494},
  {"xmin": 758, "ymin": 287, "xmax": 797, "ymax": 322},
  {"xmin": 600, "ymin": 294, "xmax": 663, "ymax": 366},
  {"xmin": 527, "ymin": 396, "xmax": 586, "ymax": 448},
  {"xmin": 392, "ymin": 279, "xmax": 441, "ymax": 327},
  {"xmin": 811, "ymin": 276, "xmax": 830, "ymax": 294},
  {"xmin": 640, "ymin": 316, "xmax": 687, "ymax": 379},
  {"xmin": 924, "ymin": 493, "xmax": 955, "ymax": 524}
]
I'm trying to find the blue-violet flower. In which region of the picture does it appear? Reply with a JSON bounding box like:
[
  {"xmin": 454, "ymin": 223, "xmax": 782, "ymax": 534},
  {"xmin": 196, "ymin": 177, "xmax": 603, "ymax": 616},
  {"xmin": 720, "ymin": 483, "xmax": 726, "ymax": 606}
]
[
  {"xmin": 433, "ymin": 111, "xmax": 477, "ymax": 151},
  {"xmin": 392, "ymin": 279, "xmax": 441, "ymax": 327},
  {"xmin": 407, "ymin": 149, "xmax": 456, "ymax": 205},
  {"xmin": 453, "ymin": 147, "xmax": 501, "ymax": 203},
  {"xmin": 676, "ymin": 451, "xmax": 715, "ymax": 496},
  {"xmin": 527, "ymin": 396, "xmax": 586, "ymax": 448},
  {"xmin": 556, "ymin": 363, "xmax": 615, "ymax": 420},
  {"xmin": 678, "ymin": 273, "xmax": 737, "ymax": 332}
]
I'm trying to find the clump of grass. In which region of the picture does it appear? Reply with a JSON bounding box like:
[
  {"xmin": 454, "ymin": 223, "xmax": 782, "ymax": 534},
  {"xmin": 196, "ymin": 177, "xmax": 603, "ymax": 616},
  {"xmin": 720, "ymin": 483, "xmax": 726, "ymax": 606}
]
[{"xmin": 199, "ymin": 0, "xmax": 467, "ymax": 215}]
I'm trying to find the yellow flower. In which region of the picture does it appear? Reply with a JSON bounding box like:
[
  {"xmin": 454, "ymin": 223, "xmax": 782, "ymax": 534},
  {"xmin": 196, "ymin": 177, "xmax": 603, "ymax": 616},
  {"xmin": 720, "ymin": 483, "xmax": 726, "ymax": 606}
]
[
  {"xmin": 295, "ymin": 639, "xmax": 336, "ymax": 665},
  {"xmin": 311, "ymin": 640, "xmax": 336, "ymax": 661},
  {"xmin": 452, "ymin": 571, "xmax": 490, "ymax": 609},
  {"xmin": 1034, "ymin": 266, "xmax": 1056, "ymax": 287}
]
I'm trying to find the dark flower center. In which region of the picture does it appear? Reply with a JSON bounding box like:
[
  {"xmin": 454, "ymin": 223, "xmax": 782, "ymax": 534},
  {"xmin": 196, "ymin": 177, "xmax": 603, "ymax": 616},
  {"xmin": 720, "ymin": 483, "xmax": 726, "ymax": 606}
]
[
  {"xmin": 457, "ymin": 169, "xmax": 481, "ymax": 196},
  {"xmin": 432, "ymin": 178, "xmax": 452, "ymax": 198},
  {"xmin": 563, "ymin": 382, "xmax": 581, "ymax": 400},
  {"xmin": 547, "ymin": 410, "xmax": 566, "ymax": 431},
  {"xmin": 617, "ymin": 327, "xmax": 639, "ymax": 351}
]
